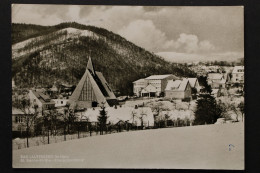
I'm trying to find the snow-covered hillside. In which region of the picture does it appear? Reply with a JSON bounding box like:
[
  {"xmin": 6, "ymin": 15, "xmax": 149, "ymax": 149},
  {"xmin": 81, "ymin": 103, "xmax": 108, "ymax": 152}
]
[
  {"xmin": 12, "ymin": 28, "xmax": 101, "ymax": 59},
  {"xmin": 13, "ymin": 122, "xmax": 244, "ymax": 169}
]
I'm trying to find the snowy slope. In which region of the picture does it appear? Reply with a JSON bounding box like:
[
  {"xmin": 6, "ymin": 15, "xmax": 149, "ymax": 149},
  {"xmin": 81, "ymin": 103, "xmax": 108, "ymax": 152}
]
[{"xmin": 13, "ymin": 122, "xmax": 244, "ymax": 169}]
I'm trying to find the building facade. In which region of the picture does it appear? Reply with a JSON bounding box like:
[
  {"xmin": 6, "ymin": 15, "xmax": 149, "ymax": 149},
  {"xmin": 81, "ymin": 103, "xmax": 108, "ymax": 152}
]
[
  {"xmin": 133, "ymin": 74, "xmax": 178, "ymax": 97},
  {"xmin": 165, "ymin": 79, "xmax": 192, "ymax": 100},
  {"xmin": 28, "ymin": 90, "xmax": 55, "ymax": 113},
  {"xmin": 231, "ymin": 66, "xmax": 244, "ymax": 84},
  {"xmin": 133, "ymin": 79, "xmax": 148, "ymax": 97},
  {"xmin": 207, "ymin": 73, "xmax": 226, "ymax": 89}
]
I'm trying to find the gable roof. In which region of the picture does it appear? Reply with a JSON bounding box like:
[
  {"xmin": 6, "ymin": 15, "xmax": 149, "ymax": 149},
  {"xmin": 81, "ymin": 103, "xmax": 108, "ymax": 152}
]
[
  {"xmin": 95, "ymin": 72, "xmax": 116, "ymax": 99},
  {"xmin": 187, "ymin": 78, "xmax": 198, "ymax": 88},
  {"xmin": 165, "ymin": 80, "xmax": 182, "ymax": 90},
  {"xmin": 165, "ymin": 79, "xmax": 190, "ymax": 91},
  {"xmin": 133, "ymin": 78, "xmax": 146, "ymax": 83},
  {"xmin": 87, "ymin": 56, "xmax": 95, "ymax": 75},
  {"xmin": 69, "ymin": 57, "xmax": 117, "ymax": 109},
  {"xmin": 31, "ymin": 90, "xmax": 55, "ymax": 104},
  {"xmin": 178, "ymin": 79, "xmax": 190, "ymax": 91}
]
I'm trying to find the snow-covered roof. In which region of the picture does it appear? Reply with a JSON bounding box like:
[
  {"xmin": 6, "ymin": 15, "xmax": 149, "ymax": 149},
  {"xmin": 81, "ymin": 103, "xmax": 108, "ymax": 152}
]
[
  {"xmin": 165, "ymin": 80, "xmax": 182, "ymax": 90},
  {"xmin": 78, "ymin": 106, "xmax": 154, "ymax": 126},
  {"xmin": 165, "ymin": 79, "xmax": 189, "ymax": 91},
  {"xmin": 145, "ymin": 74, "xmax": 172, "ymax": 80},
  {"xmin": 179, "ymin": 79, "xmax": 189, "ymax": 91},
  {"xmin": 187, "ymin": 78, "xmax": 198, "ymax": 88},
  {"xmin": 133, "ymin": 79, "xmax": 146, "ymax": 83},
  {"xmin": 31, "ymin": 90, "xmax": 55, "ymax": 104},
  {"xmin": 232, "ymin": 66, "xmax": 244, "ymax": 74}
]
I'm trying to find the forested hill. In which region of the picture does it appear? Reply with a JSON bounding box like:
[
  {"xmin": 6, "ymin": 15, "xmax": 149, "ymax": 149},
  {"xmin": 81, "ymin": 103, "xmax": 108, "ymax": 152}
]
[{"xmin": 12, "ymin": 22, "xmax": 196, "ymax": 95}]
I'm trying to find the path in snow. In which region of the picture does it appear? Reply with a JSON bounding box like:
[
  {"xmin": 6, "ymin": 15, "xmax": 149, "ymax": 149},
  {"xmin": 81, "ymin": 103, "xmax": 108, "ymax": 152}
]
[{"xmin": 13, "ymin": 122, "xmax": 244, "ymax": 169}]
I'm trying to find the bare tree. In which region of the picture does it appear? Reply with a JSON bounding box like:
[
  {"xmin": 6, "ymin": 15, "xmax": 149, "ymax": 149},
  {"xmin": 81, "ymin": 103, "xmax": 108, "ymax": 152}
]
[
  {"xmin": 15, "ymin": 95, "xmax": 39, "ymax": 148},
  {"xmin": 228, "ymin": 102, "xmax": 244, "ymax": 122},
  {"xmin": 139, "ymin": 109, "xmax": 147, "ymax": 130},
  {"xmin": 131, "ymin": 110, "xmax": 138, "ymax": 130}
]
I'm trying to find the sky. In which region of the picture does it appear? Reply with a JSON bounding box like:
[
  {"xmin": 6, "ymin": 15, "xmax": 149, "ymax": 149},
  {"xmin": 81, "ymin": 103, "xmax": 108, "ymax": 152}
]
[{"xmin": 12, "ymin": 5, "xmax": 244, "ymax": 62}]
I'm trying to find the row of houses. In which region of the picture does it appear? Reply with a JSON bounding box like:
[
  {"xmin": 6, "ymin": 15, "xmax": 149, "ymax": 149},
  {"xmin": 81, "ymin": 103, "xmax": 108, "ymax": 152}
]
[
  {"xmin": 133, "ymin": 75, "xmax": 201, "ymax": 100},
  {"xmin": 207, "ymin": 66, "xmax": 244, "ymax": 89}
]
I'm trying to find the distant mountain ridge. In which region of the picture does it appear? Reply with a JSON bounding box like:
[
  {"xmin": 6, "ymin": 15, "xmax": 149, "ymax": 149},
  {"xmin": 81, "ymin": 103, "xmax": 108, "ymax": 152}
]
[{"xmin": 12, "ymin": 22, "xmax": 196, "ymax": 95}]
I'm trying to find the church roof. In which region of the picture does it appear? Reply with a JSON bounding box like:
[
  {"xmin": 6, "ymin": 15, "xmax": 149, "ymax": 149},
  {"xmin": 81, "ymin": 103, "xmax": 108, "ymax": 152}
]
[{"xmin": 69, "ymin": 57, "xmax": 117, "ymax": 109}]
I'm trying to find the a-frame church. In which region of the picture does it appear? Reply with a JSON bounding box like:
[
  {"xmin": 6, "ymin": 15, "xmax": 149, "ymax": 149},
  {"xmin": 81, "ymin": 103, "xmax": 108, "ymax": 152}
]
[{"xmin": 69, "ymin": 57, "xmax": 118, "ymax": 109}]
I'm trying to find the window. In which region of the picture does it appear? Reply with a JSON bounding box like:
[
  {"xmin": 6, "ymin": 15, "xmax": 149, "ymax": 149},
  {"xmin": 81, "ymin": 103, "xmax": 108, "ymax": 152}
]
[
  {"xmin": 61, "ymin": 101, "xmax": 63, "ymax": 104},
  {"xmin": 15, "ymin": 116, "xmax": 18, "ymax": 123}
]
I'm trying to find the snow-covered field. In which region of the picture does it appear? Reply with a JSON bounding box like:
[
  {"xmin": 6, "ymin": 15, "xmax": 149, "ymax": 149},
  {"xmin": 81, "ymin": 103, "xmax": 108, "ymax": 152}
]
[{"xmin": 13, "ymin": 122, "xmax": 244, "ymax": 169}]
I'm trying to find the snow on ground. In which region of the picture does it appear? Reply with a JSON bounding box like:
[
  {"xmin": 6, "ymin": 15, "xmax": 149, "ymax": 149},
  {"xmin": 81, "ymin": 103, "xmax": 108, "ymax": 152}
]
[{"xmin": 13, "ymin": 122, "xmax": 244, "ymax": 169}]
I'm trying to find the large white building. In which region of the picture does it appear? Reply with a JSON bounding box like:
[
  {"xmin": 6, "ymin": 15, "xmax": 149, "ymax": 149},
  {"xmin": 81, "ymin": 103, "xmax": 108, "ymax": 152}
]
[
  {"xmin": 133, "ymin": 74, "xmax": 178, "ymax": 97},
  {"xmin": 231, "ymin": 66, "xmax": 244, "ymax": 84}
]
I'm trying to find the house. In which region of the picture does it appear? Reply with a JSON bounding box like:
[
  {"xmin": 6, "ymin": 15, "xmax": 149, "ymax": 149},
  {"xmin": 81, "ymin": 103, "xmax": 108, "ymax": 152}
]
[
  {"xmin": 231, "ymin": 66, "xmax": 244, "ymax": 84},
  {"xmin": 207, "ymin": 73, "xmax": 226, "ymax": 89},
  {"xmin": 133, "ymin": 79, "xmax": 148, "ymax": 97},
  {"xmin": 187, "ymin": 78, "xmax": 201, "ymax": 93},
  {"xmin": 141, "ymin": 84, "xmax": 157, "ymax": 97},
  {"xmin": 28, "ymin": 90, "xmax": 55, "ymax": 113},
  {"xmin": 69, "ymin": 57, "xmax": 118, "ymax": 109},
  {"xmin": 133, "ymin": 74, "xmax": 178, "ymax": 97},
  {"xmin": 12, "ymin": 108, "xmax": 35, "ymax": 138},
  {"xmin": 165, "ymin": 79, "xmax": 192, "ymax": 100},
  {"xmin": 52, "ymin": 99, "xmax": 69, "ymax": 107}
]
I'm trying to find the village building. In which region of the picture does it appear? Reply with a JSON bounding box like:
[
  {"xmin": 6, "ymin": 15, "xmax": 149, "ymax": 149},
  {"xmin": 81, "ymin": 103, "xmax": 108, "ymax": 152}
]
[
  {"xmin": 231, "ymin": 66, "xmax": 244, "ymax": 84},
  {"xmin": 69, "ymin": 57, "xmax": 118, "ymax": 109},
  {"xmin": 187, "ymin": 78, "xmax": 201, "ymax": 93},
  {"xmin": 133, "ymin": 74, "xmax": 178, "ymax": 97},
  {"xmin": 52, "ymin": 98, "xmax": 69, "ymax": 107},
  {"xmin": 28, "ymin": 90, "xmax": 55, "ymax": 113},
  {"xmin": 165, "ymin": 79, "xmax": 192, "ymax": 100},
  {"xmin": 141, "ymin": 84, "xmax": 157, "ymax": 97},
  {"xmin": 12, "ymin": 108, "xmax": 35, "ymax": 138},
  {"xmin": 132, "ymin": 79, "xmax": 148, "ymax": 97},
  {"xmin": 207, "ymin": 73, "xmax": 226, "ymax": 89}
]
